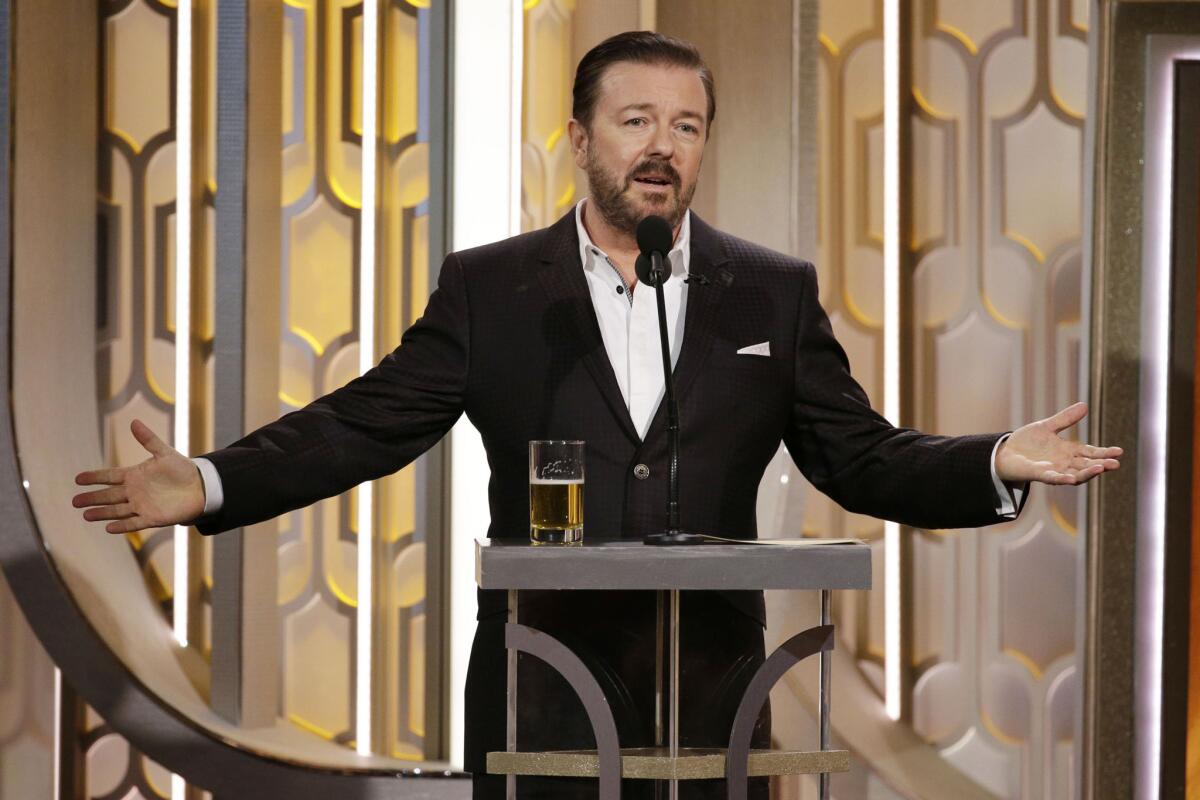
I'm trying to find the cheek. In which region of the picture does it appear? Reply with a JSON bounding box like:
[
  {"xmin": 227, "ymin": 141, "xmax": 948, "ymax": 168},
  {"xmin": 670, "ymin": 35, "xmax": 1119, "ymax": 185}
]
[{"xmin": 677, "ymin": 156, "xmax": 702, "ymax": 184}]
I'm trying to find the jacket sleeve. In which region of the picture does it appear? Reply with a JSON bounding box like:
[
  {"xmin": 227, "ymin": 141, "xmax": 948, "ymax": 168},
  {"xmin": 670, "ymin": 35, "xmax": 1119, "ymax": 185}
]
[
  {"xmin": 195, "ymin": 253, "xmax": 470, "ymax": 535},
  {"xmin": 781, "ymin": 262, "xmax": 1025, "ymax": 530}
]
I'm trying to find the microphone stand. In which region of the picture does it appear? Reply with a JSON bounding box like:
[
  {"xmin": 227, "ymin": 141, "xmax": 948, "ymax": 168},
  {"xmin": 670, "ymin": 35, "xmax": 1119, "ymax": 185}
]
[{"xmin": 643, "ymin": 250, "xmax": 704, "ymax": 546}]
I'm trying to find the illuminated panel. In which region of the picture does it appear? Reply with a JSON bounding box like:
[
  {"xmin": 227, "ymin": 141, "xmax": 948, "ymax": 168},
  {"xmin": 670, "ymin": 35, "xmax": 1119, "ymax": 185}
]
[
  {"xmin": 356, "ymin": 0, "xmax": 379, "ymax": 757},
  {"xmin": 882, "ymin": 0, "xmax": 902, "ymax": 722},
  {"xmin": 1137, "ymin": 37, "xmax": 1200, "ymax": 800},
  {"xmin": 173, "ymin": 0, "xmax": 192, "ymax": 651},
  {"xmin": 448, "ymin": 0, "xmax": 523, "ymax": 767}
]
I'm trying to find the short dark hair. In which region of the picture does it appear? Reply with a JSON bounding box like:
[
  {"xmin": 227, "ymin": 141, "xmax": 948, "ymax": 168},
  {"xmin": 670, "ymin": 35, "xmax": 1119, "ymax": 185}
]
[{"xmin": 572, "ymin": 31, "xmax": 716, "ymax": 131}]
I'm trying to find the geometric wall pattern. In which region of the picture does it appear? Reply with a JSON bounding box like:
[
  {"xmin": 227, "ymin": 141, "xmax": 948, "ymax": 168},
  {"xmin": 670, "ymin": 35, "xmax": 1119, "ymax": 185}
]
[
  {"xmin": 1, "ymin": 0, "xmax": 1092, "ymax": 796},
  {"xmin": 276, "ymin": 0, "xmax": 432, "ymax": 759},
  {"xmin": 87, "ymin": 2, "xmax": 435, "ymax": 796},
  {"xmin": 787, "ymin": 0, "xmax": 1086, "ymax": 796},
  {"xmin": 95, "ymin": 1, "xmax": 197, "ymax": 797},
  {"xmin": 522, "ymin": 0, "xmax": 578, "ymax": 232},
  {"xmin": 903, "ymin": 0, "xmax": 1086, "ymax": 796}
]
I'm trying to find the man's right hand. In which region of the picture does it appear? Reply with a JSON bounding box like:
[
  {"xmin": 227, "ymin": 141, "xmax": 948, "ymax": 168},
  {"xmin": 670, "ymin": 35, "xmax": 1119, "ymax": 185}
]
[{"xmin": 72, "ymin": 419, "xmax": 206, "ymax": 534}]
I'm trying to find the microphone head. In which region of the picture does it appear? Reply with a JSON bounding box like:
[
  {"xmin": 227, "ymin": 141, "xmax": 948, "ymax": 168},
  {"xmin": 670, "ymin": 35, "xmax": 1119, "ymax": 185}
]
[
  {"xmin": 636, "ymin": 215, "xmax": 673, "ymax": 258},
  {"xmin": 634, "ymin": 253, "xmax": 656, "ymax": 286}
]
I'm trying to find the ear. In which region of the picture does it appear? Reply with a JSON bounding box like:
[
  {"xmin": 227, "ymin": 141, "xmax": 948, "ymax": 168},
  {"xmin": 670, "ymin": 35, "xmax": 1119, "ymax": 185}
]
[{"xmin": 567, "ymin": 118, "xmax": 588, "ymax": 169}]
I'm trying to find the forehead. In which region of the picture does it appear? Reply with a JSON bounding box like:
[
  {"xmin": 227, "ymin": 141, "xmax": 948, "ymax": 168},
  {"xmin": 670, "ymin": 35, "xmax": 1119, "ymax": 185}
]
[{"xmin": 594, "ymin": 61, "xmax": 707, "ymax": 116}]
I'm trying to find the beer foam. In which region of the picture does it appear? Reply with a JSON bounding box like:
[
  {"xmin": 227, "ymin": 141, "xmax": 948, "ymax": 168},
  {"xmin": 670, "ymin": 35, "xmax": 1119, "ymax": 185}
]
[{"xmin": 530, "ymin": 477, "xmax": 584, "ymax": 485}]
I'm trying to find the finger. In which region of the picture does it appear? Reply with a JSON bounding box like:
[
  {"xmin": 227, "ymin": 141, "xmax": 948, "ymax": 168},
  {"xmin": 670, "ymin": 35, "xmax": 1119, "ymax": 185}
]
[
  {"xmin": 75, "ymin": 468, "xmax": 125, "ymax": 486},
  {"xmin": 72, "ymin": 486, "xmax": 127, "ymax": 508},
  {"xmin": 1038, "ymin": 469, "xmax": 1075, "ymax": 485},
  {"xmin": 1048, "ymin": 401, "xmax": 1088, "ymax": 434},
  {"xmin": 1069, "ymin": 455, "xmax": 1122, "ymax": 471},
  {"xmin": 84, "ymin": 503, "xmax": 135, "ymax": 522},
  {"xmin": 130, "ymin": 418, "xmax": 171, "ymax": 457},
  {"xmin": 1070, "ymin": 464, "xmax": 1108, "ymax": 484},
  {"xmin": 106, "ymin": 516, "xmax": 150, "ymax": 535},
  {"xmin": 1079, "ymin": 444, "xmax": 1124, "ymax": 459}
]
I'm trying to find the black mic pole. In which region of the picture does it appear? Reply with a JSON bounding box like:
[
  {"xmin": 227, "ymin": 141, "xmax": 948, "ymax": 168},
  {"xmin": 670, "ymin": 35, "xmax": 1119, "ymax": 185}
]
[
  {"xmin": 643, "ymin": 248, "xmax": 703, "ymax": 546},
  {"xmin": 652, "ymin": 252, "xmax": 680, "ymax": 533}
]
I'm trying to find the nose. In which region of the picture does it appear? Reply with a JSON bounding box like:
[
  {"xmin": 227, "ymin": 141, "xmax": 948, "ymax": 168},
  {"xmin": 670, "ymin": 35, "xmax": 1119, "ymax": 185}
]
[{"xmin": 646, "ymin": 122, "xmax": 674, "ymax": 160}]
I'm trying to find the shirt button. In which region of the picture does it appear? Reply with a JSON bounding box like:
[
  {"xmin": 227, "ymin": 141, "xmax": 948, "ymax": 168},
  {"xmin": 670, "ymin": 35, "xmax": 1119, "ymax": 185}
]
[{"xmin": 633, "ymin": 464, "xmax": 650, "ymax": 480}]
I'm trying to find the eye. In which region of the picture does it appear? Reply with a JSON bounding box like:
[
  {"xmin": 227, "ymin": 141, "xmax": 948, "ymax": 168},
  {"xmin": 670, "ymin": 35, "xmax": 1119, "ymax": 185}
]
[
  {"xmin": 625, "ymin": 117, "xmax": 647, "ymax": 127},
  {"xmin": 677, "ymin": 123, "xmax": 699, "ymax": 134}
]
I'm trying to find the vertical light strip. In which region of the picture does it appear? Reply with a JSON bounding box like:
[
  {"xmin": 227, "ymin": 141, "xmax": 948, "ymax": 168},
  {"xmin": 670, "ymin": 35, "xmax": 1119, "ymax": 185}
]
[
  {"xmin": 882, "ymin": 0, "xmax": 903, "ymax": 722},
  {"xmin": 1135, "ymin": 38, "xmax": 1200, "ymax": 800},
  {"xmin": 509, "ymin": 0, "xmax": 523, "ymax": 235},
  {"xmin": 51, "ymin": 668, "xmax": 63, "ymax": 798},
  {"xmin": 448, "ymin": 0, "xmax": 522, "ymax": 767},
  {"xmin": 171, "ymin": 774, "xmax": 187, "ymax": 800},
  {"xmin": 173, "ymin": 0, "xmax": 193, "ymax": 650},
  {"xmin": 356, "ymin": 0, "xmax": 380, "ymax": 757}
]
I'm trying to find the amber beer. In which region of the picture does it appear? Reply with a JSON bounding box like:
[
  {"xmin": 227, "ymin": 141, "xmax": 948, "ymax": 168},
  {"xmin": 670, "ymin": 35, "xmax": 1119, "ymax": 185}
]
[
  {"xmin": 528, "ymin": 440, "xmax": 585, "ymax": 544},
  {"xmin": 529, "ymin": 479, "xmax": 584, "ymax": 543}
]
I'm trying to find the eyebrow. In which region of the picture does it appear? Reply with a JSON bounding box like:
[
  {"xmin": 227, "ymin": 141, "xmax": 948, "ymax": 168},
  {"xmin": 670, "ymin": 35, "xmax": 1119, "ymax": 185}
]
[{"xmin": 617, "ymin": 102, "xmax": 705, "ymax": 122}]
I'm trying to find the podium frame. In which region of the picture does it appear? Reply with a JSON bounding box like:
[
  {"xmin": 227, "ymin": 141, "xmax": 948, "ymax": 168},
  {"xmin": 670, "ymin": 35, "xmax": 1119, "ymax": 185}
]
[{"xmin": 476, "ymin": 538, "xmax": 872, "ymax": 800}]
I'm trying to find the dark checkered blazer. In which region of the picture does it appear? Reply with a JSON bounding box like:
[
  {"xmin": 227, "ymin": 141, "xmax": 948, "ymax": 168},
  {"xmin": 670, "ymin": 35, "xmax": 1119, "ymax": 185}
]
[{"xmin": 196, "ymin": 209, "xmax": 1023, "ymax": 624}]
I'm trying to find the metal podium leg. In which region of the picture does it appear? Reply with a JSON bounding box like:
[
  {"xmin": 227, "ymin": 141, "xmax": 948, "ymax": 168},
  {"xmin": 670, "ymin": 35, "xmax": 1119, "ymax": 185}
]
[
  {"xmin": 507, "ymin": 589, "xmax": 517, "ymax": 800},
  {"xmin": 655, "ymin": 590, "xmax": 665, "ymax": 800},
  {"xmin": 818, "ymin": 590, "xmax": 831, "ymax": 800},
  {"xmin": 669, "ymin": 589, "xmax": 680, "ymax": 800}
]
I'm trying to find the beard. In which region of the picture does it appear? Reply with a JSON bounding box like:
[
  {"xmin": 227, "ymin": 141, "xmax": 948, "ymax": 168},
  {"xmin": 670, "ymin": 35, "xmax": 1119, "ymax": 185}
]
[{"xmin": 583, "ymin": 150, "xmax": 696, "ymax": 235}]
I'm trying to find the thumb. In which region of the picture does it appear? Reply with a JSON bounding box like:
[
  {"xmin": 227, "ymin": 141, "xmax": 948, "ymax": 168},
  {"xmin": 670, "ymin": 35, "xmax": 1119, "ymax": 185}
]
[
  {"xmin": 130, "ymin": 418, "xmax": 171, "ymax": 458},
  {"xmin": 1048, "ymin": 401, "xmax": 1088, "ymax": 434}
]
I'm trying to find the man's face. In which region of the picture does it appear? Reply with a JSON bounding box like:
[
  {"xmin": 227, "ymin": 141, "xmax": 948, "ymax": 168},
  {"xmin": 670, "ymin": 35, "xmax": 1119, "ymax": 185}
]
[{"xmin": 570, "ymin": 61, "xmax": 708, "ymax": 235}]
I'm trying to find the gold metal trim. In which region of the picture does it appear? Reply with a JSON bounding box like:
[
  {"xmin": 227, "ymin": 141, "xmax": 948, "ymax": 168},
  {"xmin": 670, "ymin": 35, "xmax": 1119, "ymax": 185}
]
[{"xmin": 486, "ymin": 747, "xmax": 850, "ymax": 780}]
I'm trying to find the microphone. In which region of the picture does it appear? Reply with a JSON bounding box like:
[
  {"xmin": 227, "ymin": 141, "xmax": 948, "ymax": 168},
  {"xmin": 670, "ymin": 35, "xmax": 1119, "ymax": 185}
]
[
  {"xmin": 636, "ymin": 215, "xmax": 703, "ymax": 546},
  {"xmin": 636, "ymin": 215, "xmax": 673, "ymax": 286}
]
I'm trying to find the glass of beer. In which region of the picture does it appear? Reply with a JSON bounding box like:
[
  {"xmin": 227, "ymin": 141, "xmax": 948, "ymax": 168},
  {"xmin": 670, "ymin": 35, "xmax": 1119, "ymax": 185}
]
[{"xmin": 529, "ymin": 440, "xmax": 584, "ymax": 545}]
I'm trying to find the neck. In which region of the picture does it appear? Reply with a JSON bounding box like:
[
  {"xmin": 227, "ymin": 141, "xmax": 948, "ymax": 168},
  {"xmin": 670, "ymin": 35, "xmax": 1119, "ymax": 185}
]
[{"xmin": 581, "ymin": 200, "xmax": 683, "ymax": 259}]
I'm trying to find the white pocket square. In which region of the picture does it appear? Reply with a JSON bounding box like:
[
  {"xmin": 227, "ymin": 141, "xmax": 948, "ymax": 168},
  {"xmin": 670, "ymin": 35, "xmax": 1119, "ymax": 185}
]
[{"xmin": 736, "ymin": 341, "xmax": 771, "ymax": 357}]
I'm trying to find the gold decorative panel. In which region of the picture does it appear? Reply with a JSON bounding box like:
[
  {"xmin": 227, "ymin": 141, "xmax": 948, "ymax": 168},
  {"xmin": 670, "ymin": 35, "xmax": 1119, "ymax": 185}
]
[
  {"xmin": 753, "ymin": 0, "xmax": 1088, "ymax": 796},
  {"xmin": 770, "ymin": 1, "xmax": 1092, "ymax": 791},
  {"xmin": 85, "ymin": 0, "xmax": 436, "ymax": 790},
  {"xmin": 522, "ymin": 0, "xmax": 577, "ymax": 232},
  {"xmin": 96, "ymin": 0, "xmax": 201, "ymax": 796},
  {"xmin": 278, "ymin": 0, "xmax": 432, "ymax": 758},
  {"xmin": 906, "ymin": 0, "xmax": 1087, "ymax": 796},
  {"xmin": 812, "ymin": 0, "xmax": 888, "ymax": 690}
]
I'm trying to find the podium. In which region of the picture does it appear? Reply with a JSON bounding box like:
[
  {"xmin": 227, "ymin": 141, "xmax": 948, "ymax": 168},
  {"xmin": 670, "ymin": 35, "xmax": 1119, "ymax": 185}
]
[{"xmin": 476, "ymin": 537, "xmax": 872, "ymax": 800}]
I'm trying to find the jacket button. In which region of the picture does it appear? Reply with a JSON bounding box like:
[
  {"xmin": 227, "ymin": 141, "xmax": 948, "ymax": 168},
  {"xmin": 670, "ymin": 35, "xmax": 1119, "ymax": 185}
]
[{"xmin": 633, "ymin": 464, "xmax": 650, "ymax": 480}]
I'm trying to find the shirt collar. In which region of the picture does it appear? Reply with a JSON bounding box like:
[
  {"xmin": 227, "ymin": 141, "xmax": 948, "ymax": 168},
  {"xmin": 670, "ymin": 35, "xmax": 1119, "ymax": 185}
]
[{"xmin": 575, "ymin": 198, "xmax": 691, "ymax": 278}]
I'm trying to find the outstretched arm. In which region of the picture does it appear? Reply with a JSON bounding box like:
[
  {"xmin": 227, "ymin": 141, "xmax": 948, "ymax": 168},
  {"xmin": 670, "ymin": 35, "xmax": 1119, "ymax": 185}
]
[
  {"xmin": 74, "ymin": 252, "xmax": 471, "ymax": 535},
  {"xmin": 783, "ymin": 263, "xmax": 1118, "ymax": 530}
]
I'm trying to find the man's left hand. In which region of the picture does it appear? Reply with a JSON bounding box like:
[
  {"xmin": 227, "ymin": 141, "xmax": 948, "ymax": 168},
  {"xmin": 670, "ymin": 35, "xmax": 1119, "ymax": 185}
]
[{"xmin": 995, "ymin": 401, "xmax": 1122, "ymax": 486}]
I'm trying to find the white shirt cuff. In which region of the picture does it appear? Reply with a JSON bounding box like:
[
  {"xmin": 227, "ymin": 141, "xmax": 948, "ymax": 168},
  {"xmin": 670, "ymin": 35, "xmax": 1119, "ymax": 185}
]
[
  {"xmin": 192, "ymin": 457, "xmax": 224, "ymax": 516},
  {"xmin": 989, "ymin": 433, "xmax": 1024, "ymax": 518}
]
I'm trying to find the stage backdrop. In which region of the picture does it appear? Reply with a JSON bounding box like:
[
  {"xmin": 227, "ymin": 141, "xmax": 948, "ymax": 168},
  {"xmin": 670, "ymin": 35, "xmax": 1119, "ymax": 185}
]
[{"xmin": 0, "ymin": 0, "xmax": 1100, "ymax": 798}]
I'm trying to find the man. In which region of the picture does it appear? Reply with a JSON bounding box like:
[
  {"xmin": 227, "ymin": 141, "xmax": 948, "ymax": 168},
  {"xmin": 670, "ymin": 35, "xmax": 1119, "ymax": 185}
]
[{"xmin": 73, "ymin": 32, "xmax": 1121, "ymax": 799}]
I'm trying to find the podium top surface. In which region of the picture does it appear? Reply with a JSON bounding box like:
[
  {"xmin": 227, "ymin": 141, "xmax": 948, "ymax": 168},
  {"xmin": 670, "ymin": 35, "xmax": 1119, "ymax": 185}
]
[{"xmin": 475, "ymin": 538, "xmax": 872, "ymax": 591}]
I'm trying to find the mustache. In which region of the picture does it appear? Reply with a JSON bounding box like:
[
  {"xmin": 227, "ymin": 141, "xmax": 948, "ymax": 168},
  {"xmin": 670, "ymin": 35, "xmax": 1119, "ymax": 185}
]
[{"xmin": 626, "ymin": 161, "xmax": 681, "ymax": 187}]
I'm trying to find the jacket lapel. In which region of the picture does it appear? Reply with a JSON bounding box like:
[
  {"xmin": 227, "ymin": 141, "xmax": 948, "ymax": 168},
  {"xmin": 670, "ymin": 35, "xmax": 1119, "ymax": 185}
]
[
  {"xmin": 535, "ymin": 211, "xmax": 641, "ymax": 445},
  {"xmin": 642, "ymin": 213, "xmax": 731, "ymax": 442}
]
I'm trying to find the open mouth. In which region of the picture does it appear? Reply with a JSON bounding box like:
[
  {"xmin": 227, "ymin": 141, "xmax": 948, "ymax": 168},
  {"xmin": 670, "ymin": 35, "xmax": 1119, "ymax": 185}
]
[{"xmin": 633, "ymin": 176, "xmax": 673, "ymax": 188}]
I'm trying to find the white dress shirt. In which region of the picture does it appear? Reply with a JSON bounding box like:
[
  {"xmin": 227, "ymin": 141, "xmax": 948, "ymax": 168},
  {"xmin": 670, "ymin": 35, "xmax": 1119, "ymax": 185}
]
[
  {"xmin": 576, "ymin": 199, "xmax": 690, "ymax": 439},
  {"xmin": 193, "ymin": 199, "xmax": 1021, "ymax": 519}
]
